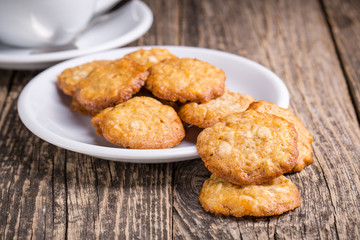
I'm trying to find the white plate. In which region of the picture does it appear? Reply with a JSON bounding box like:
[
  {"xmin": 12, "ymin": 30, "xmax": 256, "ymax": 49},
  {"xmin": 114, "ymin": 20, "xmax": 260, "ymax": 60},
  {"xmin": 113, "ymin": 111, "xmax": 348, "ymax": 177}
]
[
  {"xmin": 0, "ymin": 1, "xmax": 153, "ymax": 70},
  {"xmin": 17, "ymin": 46, "xmax": 290, "ymax": 163}
]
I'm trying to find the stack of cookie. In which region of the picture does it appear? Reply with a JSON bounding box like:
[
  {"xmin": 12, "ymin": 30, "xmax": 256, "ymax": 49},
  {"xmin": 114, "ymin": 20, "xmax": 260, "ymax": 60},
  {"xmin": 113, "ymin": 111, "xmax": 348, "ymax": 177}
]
[
  {"xmin": 196, "ymin": 101, "xmax": 313, "ymax": 217},
  {"xmin": 57, "ymin": 48, "xmax": 236, "ymax": 149},
  {"xmin": 57, "ymin": 47, "xmax": 313, "ymax": 217}
]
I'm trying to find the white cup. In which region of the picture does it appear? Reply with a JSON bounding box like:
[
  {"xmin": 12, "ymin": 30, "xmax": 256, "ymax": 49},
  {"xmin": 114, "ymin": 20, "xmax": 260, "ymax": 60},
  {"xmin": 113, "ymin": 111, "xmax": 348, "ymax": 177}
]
[{"xmin": 0, "ymin": 0, "xmax": 121, "ymax": 48}]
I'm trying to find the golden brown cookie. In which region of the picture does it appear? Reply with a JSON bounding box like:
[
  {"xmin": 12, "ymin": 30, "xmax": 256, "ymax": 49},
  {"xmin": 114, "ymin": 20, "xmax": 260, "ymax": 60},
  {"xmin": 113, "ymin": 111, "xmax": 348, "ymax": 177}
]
[
  {"xmin": 69, "ymin": 97, "xmax": 103, "ymax": 116},
  {"xmin": 57, "ymin": 60, "xmax": 111, "ymax": 96},
  {"xmin": 75, "ymin": 58, "xmax": 149, "ymax": 113},
  {"xmin": 124, "ymin": 48, "xmax": 178, "ymax": 68},
  {"xmin": 146, "ymin": 58, "xmax": 226, "ymax": 103},
  {"xmin": 247, "ymin": 101, "xmax": 313, "ymax": 172},
  {"xmin": 178, "ymin": 89, "xmax": 255, "ymax": 128},
  {"xmin": 134, "ymin": 88, "xmax": 181, "ymax": 111},
  {"xmin": 199, "ymin": 175, "xmax": 301, "ymax": 217},
  {"xmin": 70, "ymin": 97, "xmax": 91, "ymax": 116},
  {"xmin": 196, "ymin": 110, "xmax": 299, "ymax": 185},
  {"xmin": 91, "ymin": 107, "xmax": 112, "ymax": 137},
  {"xmin": 91, "ymin": 96, "xmax": 185, "ymax": 149}
]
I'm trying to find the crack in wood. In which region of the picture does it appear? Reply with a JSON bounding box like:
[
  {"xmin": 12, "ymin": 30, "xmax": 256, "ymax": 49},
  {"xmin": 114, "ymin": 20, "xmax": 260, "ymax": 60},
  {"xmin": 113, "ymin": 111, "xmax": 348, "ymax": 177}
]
[
  {"xmin": 313, "ymin": 151, "xmax": 340, "ymax": 239},
  {"xmin": 64, "ymin": 151, "xmax": 68, "ymax": 240}
]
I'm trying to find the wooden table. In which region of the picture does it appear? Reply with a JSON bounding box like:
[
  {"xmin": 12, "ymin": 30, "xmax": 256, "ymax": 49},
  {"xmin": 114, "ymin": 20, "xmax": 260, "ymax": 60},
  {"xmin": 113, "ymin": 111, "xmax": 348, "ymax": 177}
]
[{"xmin": 1, "ymin": 0, "xmax": 359, "ymax": 239}]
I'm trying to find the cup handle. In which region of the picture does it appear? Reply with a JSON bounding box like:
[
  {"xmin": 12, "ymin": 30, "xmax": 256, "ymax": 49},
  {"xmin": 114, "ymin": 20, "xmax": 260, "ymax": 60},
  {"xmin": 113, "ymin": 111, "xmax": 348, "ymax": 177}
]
[{"xmin": 94, "ymin": 0, "xmax": 121, "ymax": 16}]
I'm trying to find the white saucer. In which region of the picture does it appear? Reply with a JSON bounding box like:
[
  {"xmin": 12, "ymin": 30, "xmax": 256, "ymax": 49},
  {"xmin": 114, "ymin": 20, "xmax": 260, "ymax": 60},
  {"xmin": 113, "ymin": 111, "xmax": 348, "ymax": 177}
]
[
  {"xmin": 17, "ymin": 46, "xmax": 290, "ymax": 163},
  {"xmin": 0, "ymin": 1, "xmax": 153, "ymax": 70}
]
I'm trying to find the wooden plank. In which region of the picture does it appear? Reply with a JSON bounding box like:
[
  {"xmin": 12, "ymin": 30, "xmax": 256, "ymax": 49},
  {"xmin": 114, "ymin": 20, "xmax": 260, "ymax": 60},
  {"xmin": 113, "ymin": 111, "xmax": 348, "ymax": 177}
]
[
  {"xmin": 111, "ymin": 163, "xmax": 172, "ymax": 240},
  {"xmin": 65, "ymin": 157, "xmax": 173, "ymax": 239},
  {"xmin": 0, "ymin": 71, "xmax": 67, "ymax": 239},
  {"xmin": 173, "ymin": 160, "xmax": 242, "ymax": 239},
  {"xmin": 128, "ymin": 0, "xmax": 180, "ymax": 46},
  {"xmin": 322, "ymin": 0, "xmax": 360, "ymax": 120},
  {"xmin": 172, "ymin": 0, "xmax": 360, "ymax": 239},
  {"xmin": 0, "ymin": 70, "xmax": 13, "ymax": 115},
  {"xmin": 251, "ymin": 0, "xmax": 360, "ymax": 237}
]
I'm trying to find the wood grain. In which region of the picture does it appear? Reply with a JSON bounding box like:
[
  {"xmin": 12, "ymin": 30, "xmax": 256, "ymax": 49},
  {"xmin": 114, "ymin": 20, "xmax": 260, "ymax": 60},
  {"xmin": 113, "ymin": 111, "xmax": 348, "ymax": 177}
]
[
  {"xmin": 173, "ymin": 160, "xmax": 242, "ymax": 239},
  {"xmin": 0, "ymin": 0, "xmax": 359, "ymax": 239},
  {"xmin": 0, "ymin": 70, "xmax": 12, "ymax": 115},
  {"xmin": 65, "ymin": 156, "xmax": 172, "ymax": 239},
  {"xmin": 0, "ymin": 71, "xmax": 59, "ymax": 239},
  {"xmin": 322, "ymin": 0, "xmax": 360, "ymax": 120}
]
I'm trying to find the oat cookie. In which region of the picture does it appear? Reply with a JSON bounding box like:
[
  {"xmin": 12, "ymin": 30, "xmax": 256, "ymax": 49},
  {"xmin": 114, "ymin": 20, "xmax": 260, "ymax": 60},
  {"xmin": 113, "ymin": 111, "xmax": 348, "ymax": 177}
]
[
  {"xmin": 91, "ymin": 96, "xmax": 185, "ymax": 149},
  {"xmin": 146, "ymin": 58, "xmax": 226, "ymax": 103},
  {"xmin": 70, "ymin": 97, "xmax": 90, "ymax": 116},
  {"xmin": 75, "ymin": 58, "xmax": 149, "ymax": 113},
  {"xmin": 178, "ymin": 89, "xmax": 255, "ymax": 128},
  {"xmin": 134, "ymin": 88, "xmax": 180, "ymax": 111},
  {"xmin": 199, "ymin": 175, "xmax": 301, "ymax": 217},
  {"xmin": 196, "ymin": 110, "xmax": 299, "ymax": 185},
  {"xmin": 124, "ymin": 48, "xmax": 178, "ymax": 68},
  {"xmin": 69, "ymin": 97, "xmax": 103, "ymax": 116},
  {"xmin": 247, "ymin": 101, "xmax": 313, "ymax": 172},
  {"xmin": 57, "ymin": 60, "xmax": 111, "ymax": 96},
  {"xmin": 91, "ymin": 107, "xmax": 112, "ymax": 137}
]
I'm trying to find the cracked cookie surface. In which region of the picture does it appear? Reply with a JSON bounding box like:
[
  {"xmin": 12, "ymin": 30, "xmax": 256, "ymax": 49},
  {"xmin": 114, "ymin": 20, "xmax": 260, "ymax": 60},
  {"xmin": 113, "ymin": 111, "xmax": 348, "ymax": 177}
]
[
  {"xmin": 75, "ymin": 58, "xmax": 149, "ymax": 113},
  {"xmin": 178, "ymin": 89, "xmax": 255, "ymax": 128},
  {"xmin": 91, "ymin": 96, "xmax": 185, "ymax": 149},
  {"xmin": 57, "ymin": 60, "xmax": 111, "ymax": 96},
  {"xmin": 247, "ymin": 101, "xmax": 313, "ymax": 172},
  {"xmin": 146, "ymin": 58, "xmax": 226, "ymax": 103},
  {"xmin": 196, "ymin": 110, "xmax": 299, "ymax": 185}
]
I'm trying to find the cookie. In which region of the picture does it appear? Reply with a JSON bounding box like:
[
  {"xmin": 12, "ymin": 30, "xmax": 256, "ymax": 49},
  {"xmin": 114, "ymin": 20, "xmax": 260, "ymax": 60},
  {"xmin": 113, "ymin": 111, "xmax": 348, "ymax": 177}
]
[
  {"xmin": 91, "ymin": 107, "xmax": 112, "ymax": 137},
  {"xmin": 124, "ymin": 48, "xmax": 178, "ymax": 68},
  {"xmin": 146, "ymin": 58, "xmax": 226, "ymax": 103},
  {"xmin": 199, "ymin": 175, "xmax": 301, "ymax": 217},
  {"xmin": 178, "ymin": 89, "xmax": 255, "ymax": 128},
  {"xmin": 196, "ymin": 110, "xmax": 299, "ymax": 185},
  {"xmin": 70, "ymin": 97, "xmax": 90, "ymax": 116},
  {"xmin": 75, "ymin": 58, "xmax": 149, "ymax": 113},
  {"xmin": 69, "ymin": 97, "xmax": 102, "ymax": 116},
  {"xmin": 247, "ymin": 101, "xmax": 313, "ymax": 172},
  {"xmin": 134, "ymin": 88, "xmax": 180, "ymax": 111},
  {"xmin": 91, "ymin": 96, "xmax": 185, "ymax": 149},
  {"xmin": 57, "ymin": 60, "xmax": 111, "ymax": 96}
]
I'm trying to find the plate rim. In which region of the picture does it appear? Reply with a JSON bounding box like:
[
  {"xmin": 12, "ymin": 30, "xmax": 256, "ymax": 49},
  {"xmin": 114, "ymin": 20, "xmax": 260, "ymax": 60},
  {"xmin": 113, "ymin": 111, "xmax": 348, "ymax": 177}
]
[
  {"xmin": 0, "ymin": 1, "xmax": 153, "ymax": 64},
  {"xmin": 17, "ymin": 45, "xmax": 290, "ymax": 163}
]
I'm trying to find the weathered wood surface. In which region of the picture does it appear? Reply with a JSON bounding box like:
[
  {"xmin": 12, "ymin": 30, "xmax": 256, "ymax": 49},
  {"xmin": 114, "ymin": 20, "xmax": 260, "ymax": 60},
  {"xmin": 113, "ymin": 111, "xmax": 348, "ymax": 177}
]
[
  {"xmin": 0, "ymin": 0, "xmax": 359, "ymax": 239},
  {"xmin": 322, "ymin": 0, "xmax": 360, "ymax": 120}
]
